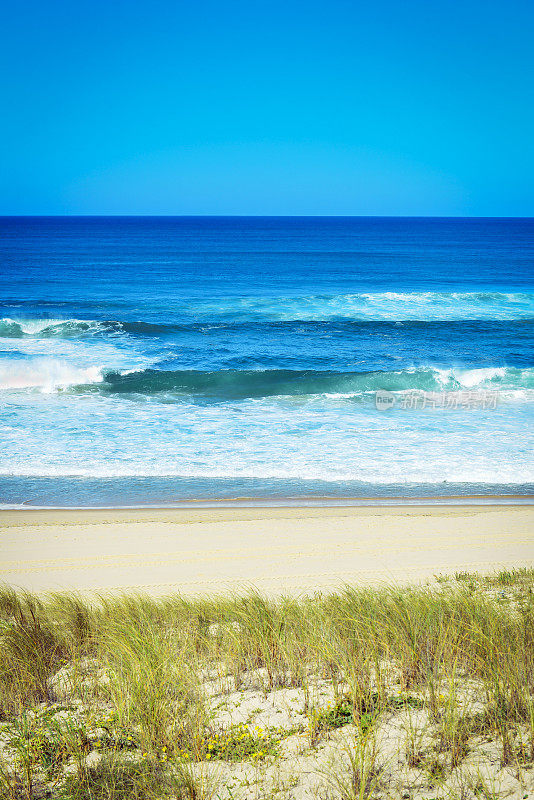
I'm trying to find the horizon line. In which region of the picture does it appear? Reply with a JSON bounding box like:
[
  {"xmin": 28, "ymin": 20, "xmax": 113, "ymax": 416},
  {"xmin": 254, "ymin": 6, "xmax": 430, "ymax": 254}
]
[{"xmin": 1, "ymin": 213, "xmax": 533, "ymax": 220}]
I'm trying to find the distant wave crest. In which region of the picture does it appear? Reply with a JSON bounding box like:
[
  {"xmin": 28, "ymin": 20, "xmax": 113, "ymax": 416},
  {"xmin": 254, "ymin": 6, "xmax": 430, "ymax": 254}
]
[
  {"xmin": 0, "ymin": 318, "xmax": 112, "ymax": 338},
  {"xmin": 192, "ymin": 291, "xmax": 534, "ymax": 322},
  {"xmin": 2, "ymin": 291, "xmax": 534, "ymax": 336}
]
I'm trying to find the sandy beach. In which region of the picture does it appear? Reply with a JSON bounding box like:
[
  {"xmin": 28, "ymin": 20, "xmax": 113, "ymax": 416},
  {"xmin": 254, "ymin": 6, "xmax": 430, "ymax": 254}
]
[{"xmin": 1, "ymin": 504, "xmax": 532, "ymax": 595}]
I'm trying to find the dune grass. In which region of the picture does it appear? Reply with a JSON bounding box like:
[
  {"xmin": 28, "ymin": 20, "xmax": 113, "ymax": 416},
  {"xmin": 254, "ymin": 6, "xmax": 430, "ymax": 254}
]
[{"xmin": 0, "ymin": 569, "xmax": 533, "ymax": 799}]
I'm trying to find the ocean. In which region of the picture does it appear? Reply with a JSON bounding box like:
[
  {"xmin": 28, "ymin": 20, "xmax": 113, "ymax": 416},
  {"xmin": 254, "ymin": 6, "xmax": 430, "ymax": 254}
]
[{"xmin": 0, "ymin": 216, "xmax": 533, "ymax": 507}]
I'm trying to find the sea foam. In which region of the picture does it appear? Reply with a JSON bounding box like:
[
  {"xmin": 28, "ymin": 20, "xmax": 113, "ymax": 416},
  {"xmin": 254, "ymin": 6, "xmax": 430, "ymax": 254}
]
[{"xmin": 0, "ymin": 358, "xmax": 103, "ymax": 392}]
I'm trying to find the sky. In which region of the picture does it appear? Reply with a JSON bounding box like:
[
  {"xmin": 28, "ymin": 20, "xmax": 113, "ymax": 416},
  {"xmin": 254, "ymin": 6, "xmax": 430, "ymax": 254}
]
[{"xmin": 1, "ymin": 0, "xmax": 533, "ymax": 216}]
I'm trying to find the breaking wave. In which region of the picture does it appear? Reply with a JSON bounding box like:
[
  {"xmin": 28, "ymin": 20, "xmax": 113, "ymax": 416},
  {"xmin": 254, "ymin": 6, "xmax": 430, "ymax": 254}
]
[
  {"xmin": 3, "ymin": 362, "xmax": 531, "ymax": 398},
  {"xmin": 98, "ymin": 365, "xmax": 534, "ymax": 399}
]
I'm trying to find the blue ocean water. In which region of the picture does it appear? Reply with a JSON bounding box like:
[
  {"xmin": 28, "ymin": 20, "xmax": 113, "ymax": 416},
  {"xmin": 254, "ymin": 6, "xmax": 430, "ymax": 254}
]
[{"xmin": 0, "ymin": 216, "xmax": 533, "ymax": 507}]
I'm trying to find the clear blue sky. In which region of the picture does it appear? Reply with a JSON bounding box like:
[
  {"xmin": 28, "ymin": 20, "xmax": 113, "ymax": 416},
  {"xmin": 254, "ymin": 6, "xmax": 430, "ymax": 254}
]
[{"xmin": 1, "ymin": 0, "xmax": 533, "ymax": 215}]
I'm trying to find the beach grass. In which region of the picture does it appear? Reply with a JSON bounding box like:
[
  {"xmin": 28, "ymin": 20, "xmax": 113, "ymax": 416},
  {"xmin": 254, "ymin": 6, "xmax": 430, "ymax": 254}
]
[{"xmin": 0, "ymin": 568, "xmax": 533, "ymax": 799}]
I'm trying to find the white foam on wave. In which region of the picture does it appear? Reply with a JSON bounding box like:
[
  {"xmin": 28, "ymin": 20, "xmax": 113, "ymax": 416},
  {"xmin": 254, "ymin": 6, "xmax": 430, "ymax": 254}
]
[
  {"xmin": 1, "ymin": 318, "xmax": 72, "ymax": 335},
  {"xmin": 185, "ymin": 291, "xmax": 534, "ymax": 321},
  {"xmin": 0, "ymin": 317, "xmax": 110, "ymax": 336},
  {"xmin": 433, "ymin": 366, "xmax": 534, "ymax": 391},
  {"xmin": 433, "ymin": 366, "xmax": 508, "ymax": 389},
  {"xmin": 1, "ymin": 318, "xmax": 63, "ymax": 334},
  {"xmin": 0, "ymin": 358, "xmax": 103, "ymax": 392},
  {"xmin": 0, "ymin": 315, "xmax": 156, "ymax": 395},
  {"xmin": 447, "ymin": 367, "xmax": 507, "ymax": 387}
]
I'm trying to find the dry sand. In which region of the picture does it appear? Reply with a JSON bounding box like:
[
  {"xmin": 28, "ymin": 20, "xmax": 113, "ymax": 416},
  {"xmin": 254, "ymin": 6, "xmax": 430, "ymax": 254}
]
[{"xmin": 0, "ymin": 504, "xmax": 532, "ymax": 595}]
